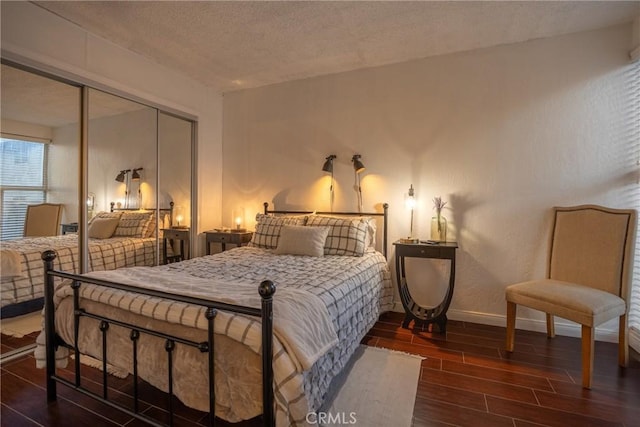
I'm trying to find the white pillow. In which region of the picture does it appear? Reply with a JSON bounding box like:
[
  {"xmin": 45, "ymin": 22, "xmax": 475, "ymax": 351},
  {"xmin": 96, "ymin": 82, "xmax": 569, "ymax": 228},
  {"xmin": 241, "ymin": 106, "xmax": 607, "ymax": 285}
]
[
  {"xmin": 88, "ymin": 217, "xmax": 120, "ymax": 239},
  {"xmin": 249, "ymin": 214, "xmax": 308, "ymax": 249},
  {"xmin": 274, "ymin": 225, "xmax": 330, "ymax": 257}
]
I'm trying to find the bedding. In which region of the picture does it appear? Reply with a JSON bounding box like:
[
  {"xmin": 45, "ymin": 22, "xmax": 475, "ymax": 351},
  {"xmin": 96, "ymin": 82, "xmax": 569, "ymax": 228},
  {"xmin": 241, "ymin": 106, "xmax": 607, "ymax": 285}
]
[
  {"xmin": 0, "ymin": 234, "xmax": 159, "ymax": 317},
  {"xmin": 43, "ymin": 245, "xmax": 393, "ymax": 426}
]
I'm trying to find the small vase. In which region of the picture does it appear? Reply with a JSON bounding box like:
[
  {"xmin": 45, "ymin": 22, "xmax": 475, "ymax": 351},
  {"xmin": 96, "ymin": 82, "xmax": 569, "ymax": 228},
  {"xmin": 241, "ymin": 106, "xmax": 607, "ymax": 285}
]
[{"xmin": 430, "ymin": 215, "xmax": 447, "ymax": 242}]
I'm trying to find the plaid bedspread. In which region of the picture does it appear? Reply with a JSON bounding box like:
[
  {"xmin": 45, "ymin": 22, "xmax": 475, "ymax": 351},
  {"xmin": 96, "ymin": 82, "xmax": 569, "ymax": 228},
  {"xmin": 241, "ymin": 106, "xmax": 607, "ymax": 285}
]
[
  {"xmin": 1, "ymin": 234, "xmax": 158, "ymax": 310},
  {"xmin": 48, "ymin": 246, "xmax": 393, "ymax": 426}
]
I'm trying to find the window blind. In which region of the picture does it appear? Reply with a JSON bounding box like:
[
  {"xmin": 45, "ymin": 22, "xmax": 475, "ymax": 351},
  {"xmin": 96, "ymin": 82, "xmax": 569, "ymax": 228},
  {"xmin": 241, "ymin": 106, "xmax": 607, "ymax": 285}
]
[{"xmin": 0, "ymin": 138, "xmax": 48, "ymax": 240}]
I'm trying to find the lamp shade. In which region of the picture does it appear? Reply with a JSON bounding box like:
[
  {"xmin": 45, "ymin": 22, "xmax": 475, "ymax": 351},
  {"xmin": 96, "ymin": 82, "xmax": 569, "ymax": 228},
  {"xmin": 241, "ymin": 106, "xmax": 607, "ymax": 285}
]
[
  {"xmin": 352, "ymin": 154, "xmax": 365, "ymax": 173},
  {"xmin": 132, "ymin": 168, "xmax": 143, "ymax": 181},
  {"xmin": 115, "ymin": 170, "xmax": 127, "ymax": 182},
  {"xmin": 322, "ymin": 155, "xmax": 336, "ymax": 173}
]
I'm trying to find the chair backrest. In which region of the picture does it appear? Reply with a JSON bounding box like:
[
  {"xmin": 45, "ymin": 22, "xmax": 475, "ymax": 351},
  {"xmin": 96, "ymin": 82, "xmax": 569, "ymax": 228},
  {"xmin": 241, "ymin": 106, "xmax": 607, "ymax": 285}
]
[
  {"xmin": 548, "ymin": 205, "xmax": 636, "ymax": 301},
  {"xmin": 23, "ymin": 203, "xmax": 63, "ymax": 237}
]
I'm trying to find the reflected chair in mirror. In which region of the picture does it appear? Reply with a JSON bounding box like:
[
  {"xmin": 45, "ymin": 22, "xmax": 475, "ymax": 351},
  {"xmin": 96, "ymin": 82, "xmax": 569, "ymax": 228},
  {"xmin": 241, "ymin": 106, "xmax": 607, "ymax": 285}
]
[
  {"xmin": 505, "ymin": 205, "xmax": 636, "ymax": 388},
  {"xmin": 23, "ymin": 203, "xmax": 63, "ymax": 237}
]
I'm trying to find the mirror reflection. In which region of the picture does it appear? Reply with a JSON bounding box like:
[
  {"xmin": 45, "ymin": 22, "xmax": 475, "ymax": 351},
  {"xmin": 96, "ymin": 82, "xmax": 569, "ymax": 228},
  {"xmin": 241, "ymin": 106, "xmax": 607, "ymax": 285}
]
[
  {"xmin": 0, "ymin": 63, "xmax": 80, "ymax": 354},
  {"xmin": 159, "ymin": 112, "xmax": 192, "ymax": 262},
  {"xmin": 1, "ymin": 65, "xmax": 196, "ymax": 360}
]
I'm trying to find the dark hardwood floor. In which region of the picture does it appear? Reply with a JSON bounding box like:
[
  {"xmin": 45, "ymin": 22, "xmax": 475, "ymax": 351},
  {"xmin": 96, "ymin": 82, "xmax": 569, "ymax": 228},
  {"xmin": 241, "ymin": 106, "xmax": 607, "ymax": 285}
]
[{"xmin": 2, "ymin": 312, "xmax": 639, "ymax": 426}]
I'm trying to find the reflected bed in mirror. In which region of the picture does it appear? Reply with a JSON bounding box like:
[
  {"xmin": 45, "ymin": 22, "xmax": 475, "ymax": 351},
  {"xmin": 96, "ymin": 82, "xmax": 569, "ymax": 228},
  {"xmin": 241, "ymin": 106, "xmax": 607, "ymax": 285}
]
[{"xmin": 0, "ymin": 203, "xmax": 174, "ymax": 319}]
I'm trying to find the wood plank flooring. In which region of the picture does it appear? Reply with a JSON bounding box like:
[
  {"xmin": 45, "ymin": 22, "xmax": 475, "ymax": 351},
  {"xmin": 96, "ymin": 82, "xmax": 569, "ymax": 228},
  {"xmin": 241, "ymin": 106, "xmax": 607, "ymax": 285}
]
[{"xmin": 2, "ymin": 312, "xmax": 639, "ymax": 426}]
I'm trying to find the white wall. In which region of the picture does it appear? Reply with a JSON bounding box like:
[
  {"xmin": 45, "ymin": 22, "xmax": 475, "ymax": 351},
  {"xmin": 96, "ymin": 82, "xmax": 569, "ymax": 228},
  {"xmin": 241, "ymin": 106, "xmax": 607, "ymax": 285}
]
[
  {"xmin": 1, "ymin": 1, "xmax": 223, "ymax": 252},
  {"xmin": 222, "ymin": 24, "xmax": 638, "ymax": 340}
]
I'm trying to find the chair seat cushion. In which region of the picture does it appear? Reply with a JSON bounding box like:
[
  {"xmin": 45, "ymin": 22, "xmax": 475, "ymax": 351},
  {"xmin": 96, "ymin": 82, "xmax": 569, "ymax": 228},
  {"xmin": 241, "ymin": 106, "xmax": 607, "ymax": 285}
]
[{"xmin": 505, "ymin": 279, "xmax": 625, "ymax": 327}]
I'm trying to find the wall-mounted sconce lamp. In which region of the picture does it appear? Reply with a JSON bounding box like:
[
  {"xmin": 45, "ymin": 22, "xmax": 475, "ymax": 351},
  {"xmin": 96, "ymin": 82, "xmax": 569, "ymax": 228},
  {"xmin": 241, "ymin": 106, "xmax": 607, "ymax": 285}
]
[
  {"xmin": 352, "ymin": 154, "xmax": 365, "ymax": 212},
  {"xmin": 322, "ymin": 155, "xmax": 337, "ymax": 211},
  {"xmin": 115, "ymin": 169, "xmax": 129, "ymax": 183},
  {"xmin": 115, "ymin": 169, "xmax": 131, "ymax": 207},
  {"xmin": 131, "ymin": 168, "xmax": 143, "ymax": 208},
  {"xmin": 131, "ymin": 168, "xmax": 143, "ymax": 181},
  {"xmin": 322, "ymin": 155, "xmax": 336, "ymax": 173},
  {"xmin": 352, "ymin": 154, "xmax": 365, "ymax": 173}
]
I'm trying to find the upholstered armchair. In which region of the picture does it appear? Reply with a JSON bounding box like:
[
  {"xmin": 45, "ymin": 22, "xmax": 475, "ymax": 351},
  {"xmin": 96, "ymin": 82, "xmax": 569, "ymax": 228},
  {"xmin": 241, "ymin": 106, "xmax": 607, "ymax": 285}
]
[
  {"xmin": 23, "ymin": 203, "xmax": 62, "ymax": 237},
  {"xmin": 505, "ymin": 205, "xmax": 636, "ymax": 388}
]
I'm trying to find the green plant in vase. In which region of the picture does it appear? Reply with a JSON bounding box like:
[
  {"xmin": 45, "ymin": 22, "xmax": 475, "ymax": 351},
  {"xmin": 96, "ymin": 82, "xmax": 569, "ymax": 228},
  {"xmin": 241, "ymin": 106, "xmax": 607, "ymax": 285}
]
[{"xmin": 431, "ymin": 196, "xmax": 447, "ymax": 242}]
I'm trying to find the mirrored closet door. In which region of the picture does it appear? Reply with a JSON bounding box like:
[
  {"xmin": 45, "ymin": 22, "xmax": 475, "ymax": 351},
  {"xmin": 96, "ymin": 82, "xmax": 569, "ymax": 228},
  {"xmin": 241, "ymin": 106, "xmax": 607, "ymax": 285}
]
[
  {"xmin": 0, "ymin": 62, "xmax": 81, "ymax": 354},
  {"xmin": 1, "ymin": 62, "xmax": 196, "ymax": 359}
]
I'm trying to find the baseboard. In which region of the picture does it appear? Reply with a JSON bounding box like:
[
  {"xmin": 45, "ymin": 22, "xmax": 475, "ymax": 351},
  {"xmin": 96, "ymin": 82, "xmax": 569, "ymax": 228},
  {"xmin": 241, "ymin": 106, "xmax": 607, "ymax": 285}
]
[
  {"xmin": 447, "ymin": 309, "xmax": 621, "ymax": 342},
  {"xmin": 391, "ymin": 303, "xmax": 626, "ymax": 343},
  {"xmin": 390, "ymin": 305, "xmax": 623, "ymax": 343}
]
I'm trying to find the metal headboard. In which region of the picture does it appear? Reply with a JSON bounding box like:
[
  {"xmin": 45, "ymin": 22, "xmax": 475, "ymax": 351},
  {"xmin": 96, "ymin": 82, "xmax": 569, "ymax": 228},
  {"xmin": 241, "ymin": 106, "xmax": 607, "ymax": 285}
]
[{"xmin": 263, "ymin": 202, "xmax": 389, "ymax": 259}]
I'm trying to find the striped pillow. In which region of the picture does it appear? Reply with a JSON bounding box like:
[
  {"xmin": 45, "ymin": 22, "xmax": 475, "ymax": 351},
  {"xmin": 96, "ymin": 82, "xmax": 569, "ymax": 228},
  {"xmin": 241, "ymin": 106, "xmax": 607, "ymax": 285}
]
[
  {"xmin": 249, "ymin": 214, "xmax": 307, "ymax": 249},
  {"xmin": 113, "ymin": 211, "xmax": 154, "ymax": 238},
  {"xmin": 305, "ymin": 215, "xmax": 369, "ymax": 256}
]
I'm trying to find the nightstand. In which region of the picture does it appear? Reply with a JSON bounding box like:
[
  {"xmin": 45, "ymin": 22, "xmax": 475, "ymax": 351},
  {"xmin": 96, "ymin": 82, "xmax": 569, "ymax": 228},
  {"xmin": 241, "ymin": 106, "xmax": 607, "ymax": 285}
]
[
  {"xmin": 393, "ymin": 240, "xmax": 458, "ymax": 333},
  {"xmin": 162, "ymin": 228, "xmax": 190, "ymax": 264},
  {"xmin": 61, "ymin": 223, "xmax": 78, "ymax": 234},
  {"xmin": 205, "ymin": 230, "xmax": 253, "ymax": 254}
]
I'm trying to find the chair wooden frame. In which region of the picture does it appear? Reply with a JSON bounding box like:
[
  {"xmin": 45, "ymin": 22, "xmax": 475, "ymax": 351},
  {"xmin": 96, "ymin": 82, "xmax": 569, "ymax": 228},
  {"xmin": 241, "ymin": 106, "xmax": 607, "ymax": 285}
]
[{"xmin": 505, "ymin": 205, "xmax": 636, "ymax": 388}]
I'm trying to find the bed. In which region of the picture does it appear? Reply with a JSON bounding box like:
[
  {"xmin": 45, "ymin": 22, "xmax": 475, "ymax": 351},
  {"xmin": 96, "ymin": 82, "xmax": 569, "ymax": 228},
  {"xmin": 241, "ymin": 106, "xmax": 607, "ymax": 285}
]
[
  {"xmin": 0, "ymin": 205, "xmax": 172, "ymax": 318},
  {"xmin": 38, "ymin": 203, "xmax": 393, "ymax": 426}
]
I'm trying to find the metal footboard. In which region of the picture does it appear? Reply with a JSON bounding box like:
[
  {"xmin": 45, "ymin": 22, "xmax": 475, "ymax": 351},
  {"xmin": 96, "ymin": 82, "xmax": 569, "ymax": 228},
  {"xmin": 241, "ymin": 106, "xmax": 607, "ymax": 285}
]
[{"xmin": 42, "ymin": 250, "xmax": 275, "ymax": 427}]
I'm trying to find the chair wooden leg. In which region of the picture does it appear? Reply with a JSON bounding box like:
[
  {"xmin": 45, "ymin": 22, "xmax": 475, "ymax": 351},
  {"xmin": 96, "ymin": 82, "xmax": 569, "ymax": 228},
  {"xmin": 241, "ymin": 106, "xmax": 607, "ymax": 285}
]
[
  {"xmin": 619, "ymin": 314, "xmax": 629, "ymax": 367},
  {"xmin": 581, "ymin": 325, "xmax": 594, "ymax": 389},
  {"xmin": 506, "ymin": 302, "xmax": 516, "ymax": 352},
  {"xmin": 546, "ymin": 313, "xmax": 555, "ymax": 338}
]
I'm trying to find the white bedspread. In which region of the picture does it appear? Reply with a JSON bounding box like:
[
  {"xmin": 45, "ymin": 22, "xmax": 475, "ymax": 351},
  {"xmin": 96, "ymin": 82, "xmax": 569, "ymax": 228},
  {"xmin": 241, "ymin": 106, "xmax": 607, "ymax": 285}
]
[{"xmin": 81, "ymin": 267, "xmax": 338, "ymax": 371}]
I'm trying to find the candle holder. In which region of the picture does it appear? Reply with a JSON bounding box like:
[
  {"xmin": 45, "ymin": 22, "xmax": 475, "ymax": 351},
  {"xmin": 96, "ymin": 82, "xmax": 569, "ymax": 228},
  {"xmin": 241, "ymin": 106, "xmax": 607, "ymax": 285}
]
[
  {"xmin": 173, "ymin": 205, "xmax": 188, "ymax": 228},
  {"xmin": 232, "ymin": 208, "xmax": 246, "ymax": 232}
]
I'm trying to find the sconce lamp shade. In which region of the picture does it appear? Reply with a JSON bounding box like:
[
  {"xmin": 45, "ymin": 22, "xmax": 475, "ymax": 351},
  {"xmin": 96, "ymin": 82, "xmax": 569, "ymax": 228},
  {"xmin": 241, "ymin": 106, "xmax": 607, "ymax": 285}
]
[
  {"xmin": 132, "ymin": 168, "xmax": 143, "ymax": 181},
  {"xmin": 322, "ymin": 155, "xmax": 336, "ymax": 173},
  {"xmin": 115, "ymin": 170, "xmax": 127, "ymax": 182},
  {"xmin": 352, "ymin": 154, "xmax": 365, "ymax": 173}
]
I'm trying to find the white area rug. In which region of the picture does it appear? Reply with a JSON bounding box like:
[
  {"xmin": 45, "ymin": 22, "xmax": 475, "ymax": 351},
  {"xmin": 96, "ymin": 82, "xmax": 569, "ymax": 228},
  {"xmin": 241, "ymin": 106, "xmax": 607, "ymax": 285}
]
[
  {"xmin": 319, "ymin": 345, "xmax": 423, "ymax": 427},
  {"xmin": 0, "ymin": 311, "xmax": 41, "ymax": 338}
]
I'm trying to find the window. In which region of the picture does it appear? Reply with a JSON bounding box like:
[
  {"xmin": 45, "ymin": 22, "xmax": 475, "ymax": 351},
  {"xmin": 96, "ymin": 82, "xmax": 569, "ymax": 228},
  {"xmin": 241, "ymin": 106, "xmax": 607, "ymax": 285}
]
[{"xmin": 0, "ymin": 137, "xmax": 48, "ymax": 240}]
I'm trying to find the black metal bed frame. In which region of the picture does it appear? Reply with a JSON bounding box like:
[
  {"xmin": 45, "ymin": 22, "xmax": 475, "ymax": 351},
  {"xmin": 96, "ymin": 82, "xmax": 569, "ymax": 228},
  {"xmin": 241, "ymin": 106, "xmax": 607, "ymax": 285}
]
[
  {"xmin": 42, "ymin": 202, "xmax": 389, "ymax": 427},
  {"xmin": 42, "ymin": 251, "xmax": 276, "ymax": 427}
]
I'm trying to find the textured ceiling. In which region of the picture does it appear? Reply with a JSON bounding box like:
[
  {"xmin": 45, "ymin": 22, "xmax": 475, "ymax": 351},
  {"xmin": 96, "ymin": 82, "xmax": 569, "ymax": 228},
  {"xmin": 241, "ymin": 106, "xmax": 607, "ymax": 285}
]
[{"xmin": 34, "ymin": 1, "xmax": 640, "ymax": 93}]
